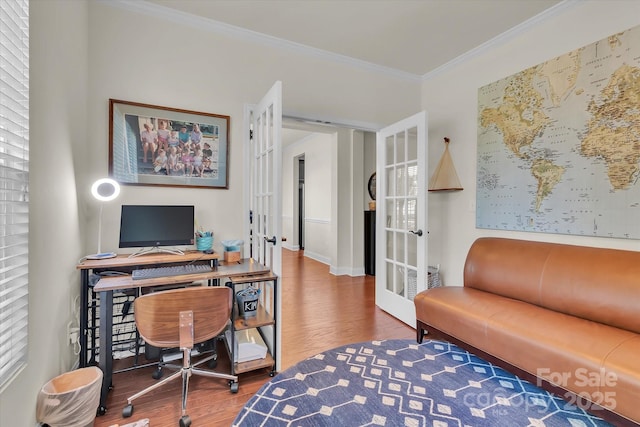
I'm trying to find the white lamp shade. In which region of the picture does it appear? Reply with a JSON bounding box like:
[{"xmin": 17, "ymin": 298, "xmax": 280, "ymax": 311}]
[
  {"xmin": 91, "ymin": 178, "xmax": 120, "ymax": 202},
  {"xmin": 86, "ymin": 178, "xmax": 120, "ymax": 260}
]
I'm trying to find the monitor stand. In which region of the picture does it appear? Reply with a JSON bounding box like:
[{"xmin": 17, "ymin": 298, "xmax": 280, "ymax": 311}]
[{"xmin": 127, "ymin": 246, "xmax": 185, "ymax": 258}]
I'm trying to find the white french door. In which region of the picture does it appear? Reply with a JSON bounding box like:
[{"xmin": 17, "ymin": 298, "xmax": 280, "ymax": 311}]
[
  {"xmin": 244, "ymin": 81, "xmax": 282, "ymax": 370},
  {"xmin": 375, "ymin": 112, "xmax": 428, "ymax": 327}
]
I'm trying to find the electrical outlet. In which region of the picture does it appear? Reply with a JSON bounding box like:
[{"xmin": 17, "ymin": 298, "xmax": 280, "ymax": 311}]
[
  {"xmin": 67, "ymin": 321, "xmax": 79, "ymax": 345},
  {"xmin": 69, "ymin": 329, "xmax": 79, "ymax": 345}
]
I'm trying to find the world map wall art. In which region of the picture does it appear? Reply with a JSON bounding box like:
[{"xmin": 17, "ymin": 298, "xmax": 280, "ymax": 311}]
[{"xmin": 477, "ymin": 24, "xmax": 640, "ymax": 239}]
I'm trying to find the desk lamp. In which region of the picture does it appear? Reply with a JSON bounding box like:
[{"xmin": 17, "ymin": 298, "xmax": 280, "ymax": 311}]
[{"xmin": 86, "ymin": 178, "xmax": 121, "ymax": 260}]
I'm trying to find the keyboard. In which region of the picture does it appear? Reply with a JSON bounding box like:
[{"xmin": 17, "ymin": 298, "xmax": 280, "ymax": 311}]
[{"xmin": 132, "ymin": 264, "xmax": 212, "ymax": 280}]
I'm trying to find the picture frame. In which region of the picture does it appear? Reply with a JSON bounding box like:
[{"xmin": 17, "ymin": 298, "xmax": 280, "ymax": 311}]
[
  {"xmin": 109, "ymin": 99, "xmax": 230, "ymax": 189},
  {"xmin": 367, "ymin": 172, "xmax": 376, "ymax": 200}
]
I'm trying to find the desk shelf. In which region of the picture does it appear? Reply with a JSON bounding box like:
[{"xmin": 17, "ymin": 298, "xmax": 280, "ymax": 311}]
[
  {"xmin": 226, "ymin": 273, "xmax": 278, "ymax": 377},
  {"xmin": 232, "ymin": 303, "xmax": 274, "ymax": 331},
  {"xmin": 234, "ymin": 352, "xmax": 275, "ymax": 375}
]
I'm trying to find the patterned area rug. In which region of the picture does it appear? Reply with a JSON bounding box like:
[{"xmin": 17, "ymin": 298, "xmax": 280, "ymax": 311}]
[{"xmin": 233, "ymin": 339, "xmax": 612, "ymax": 426}]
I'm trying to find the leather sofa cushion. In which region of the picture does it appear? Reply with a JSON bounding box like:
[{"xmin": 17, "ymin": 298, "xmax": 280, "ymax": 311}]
[
  {"xmin": 415, "ymin": 286, "xmax": 640, "ymax": 421},
  {"xmin": 464, "ymin": 238, "xmax": 640, "ymax": 334},
  {"xmin": 600, "ymin": 336, "xmax": 640, "ymax": 420}
]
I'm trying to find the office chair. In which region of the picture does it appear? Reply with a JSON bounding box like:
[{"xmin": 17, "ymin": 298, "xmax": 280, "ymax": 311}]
[{"xmin": 122, "ymin": 286, "xmax": 238, "ymax": 427}]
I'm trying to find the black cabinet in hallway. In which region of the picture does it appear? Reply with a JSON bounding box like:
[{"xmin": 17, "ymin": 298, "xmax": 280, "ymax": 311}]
[{"xmin": 364, "ymin": 210, "xmax": 375, "ymax": 275}]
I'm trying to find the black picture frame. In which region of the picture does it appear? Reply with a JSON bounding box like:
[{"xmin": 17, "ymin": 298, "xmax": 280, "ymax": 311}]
[{"xmin": 368, "ymin": 172, "xmax": 376, "ymax": 200}]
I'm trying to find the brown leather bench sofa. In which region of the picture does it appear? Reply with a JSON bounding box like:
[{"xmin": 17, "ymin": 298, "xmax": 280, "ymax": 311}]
[{"xmin": 414, "ymin": 237, "xmax": 640, "ymax": 426}]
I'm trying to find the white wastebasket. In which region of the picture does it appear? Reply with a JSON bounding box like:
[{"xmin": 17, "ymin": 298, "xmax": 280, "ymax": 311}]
[{"xmin": 36, "ymin": 366, "xmax": 103, "ymax": 427}]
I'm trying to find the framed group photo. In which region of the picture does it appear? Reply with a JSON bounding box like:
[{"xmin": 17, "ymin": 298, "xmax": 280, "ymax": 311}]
[{"xmin": 109, "ymin": 99, "xmax": 230, "ymax": 189}]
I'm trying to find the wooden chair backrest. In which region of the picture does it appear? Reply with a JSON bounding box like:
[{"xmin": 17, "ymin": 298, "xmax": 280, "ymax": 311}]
[{"xmin": 134, "ymin": 286, "xmax": 232, "ymax": 348}]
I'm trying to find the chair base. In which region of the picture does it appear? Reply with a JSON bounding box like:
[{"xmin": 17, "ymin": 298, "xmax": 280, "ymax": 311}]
[{"xmin": 123, "ymin": 349, "xmax": 238, "ymax": 422}]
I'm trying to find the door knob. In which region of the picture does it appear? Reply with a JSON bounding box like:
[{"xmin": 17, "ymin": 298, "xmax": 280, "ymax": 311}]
[
  {"xmin": 409, "ymin": 229, "xmax": 423, "ymax": 237},
  {"xmin": 265, "ymin": 236, "xmax": 277, "ymax": 245}
]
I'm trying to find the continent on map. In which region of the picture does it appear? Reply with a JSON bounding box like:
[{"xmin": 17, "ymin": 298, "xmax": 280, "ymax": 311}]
[
  {"xmin": 581, "ymin": 64, "xmax": 640, "ymax": 190},
  {"xmin": 531, "ymin": 159, "xmax": 565, "ymax": 212},
  {"xmin": 538, "ymin": 49, "xmax": 582, "ymax": 107},
  {"xmin": 480, "ymin": 68, "xmax": 550, "ymax": 159}
]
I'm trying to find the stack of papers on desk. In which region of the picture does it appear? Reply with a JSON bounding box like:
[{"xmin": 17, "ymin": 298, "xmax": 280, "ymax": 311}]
[{"xmin": 225, "ymin": 328, "xmax": 268, "ymax": 363}]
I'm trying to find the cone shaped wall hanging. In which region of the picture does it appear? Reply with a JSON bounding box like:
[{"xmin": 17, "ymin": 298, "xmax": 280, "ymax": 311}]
[{"xmin": 429, "ymin": 137, "xmax": 463, "ymax": 191}]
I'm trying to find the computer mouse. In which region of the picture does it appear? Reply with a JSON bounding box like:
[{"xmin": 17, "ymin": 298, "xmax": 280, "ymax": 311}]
[{"xmin": 203, "ymin": 249, "xmax": 214, "ymax": 254}]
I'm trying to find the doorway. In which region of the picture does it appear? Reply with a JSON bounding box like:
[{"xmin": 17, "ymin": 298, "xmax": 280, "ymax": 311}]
[{"xmin": 281, "ymin": 118, "xmax": 376, "ymax": 274}]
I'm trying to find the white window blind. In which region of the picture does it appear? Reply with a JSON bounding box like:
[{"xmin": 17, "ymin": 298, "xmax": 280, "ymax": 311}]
[{"xmin": 0, "ymin": 0, "xmax": 29, "ymax": 390}]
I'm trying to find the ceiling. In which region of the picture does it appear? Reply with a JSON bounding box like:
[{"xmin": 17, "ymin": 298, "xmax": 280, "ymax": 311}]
[
  {"xmin": 141, "ymin": 0, "xmax": 564, "ymax": 144},
  {"xmin": 145, "ymin": 0, "xmax": 563, "ymax": 77}
]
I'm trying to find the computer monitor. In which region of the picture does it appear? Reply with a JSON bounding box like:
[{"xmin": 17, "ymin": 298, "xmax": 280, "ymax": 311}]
[{"xmin": 119, "ymin": 205, "xmax": 195, "ymax": 256}]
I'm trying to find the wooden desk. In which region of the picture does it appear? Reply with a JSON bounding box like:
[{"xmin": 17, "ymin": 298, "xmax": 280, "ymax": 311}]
[
  {"xmin": 93, "ymin": 258, "xmax": 269, "ymax": 292},
  {"xmin": 76, "ymin": 251, "xmax": 220, "ymax": 368},
  {"xmin": 77, "ymin": 253, "xmax": 271, "ymax": 414}
]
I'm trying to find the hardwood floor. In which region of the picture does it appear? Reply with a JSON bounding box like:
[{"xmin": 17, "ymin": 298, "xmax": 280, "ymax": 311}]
[{"xmin": 94, "ymin": 250, "xmax": 415, "ymax": 427}]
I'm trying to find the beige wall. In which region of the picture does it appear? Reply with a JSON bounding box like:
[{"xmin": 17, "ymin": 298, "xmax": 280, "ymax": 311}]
[
  {"xmin": 423, "ymin": 0, "xmax": 640, "ymax": 287},
  {"xmin": 6, "ymin": 0, "xmax": 640, "ymax": 425},
  {"xmin": 0, "ymin": 1, "xmax": 89, "ymax": 426},
  {"xmin": 282, "ymin": 132, "xmax": 334, "ymax": 261}
]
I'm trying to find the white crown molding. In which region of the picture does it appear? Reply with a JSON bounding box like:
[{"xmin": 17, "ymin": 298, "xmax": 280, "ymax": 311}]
[
  {"xmin": 283, "ymin": 112, "xmax": 383, "ymax": 132},
  {"xmin": 100, "ymin": 0, "xmax": 422, "ymax": 83},
  {"xmin": 100, "ymin": 0, "xmax": 576, "ymax": 86},
  {"xmin": 421, "ymin": 0, "xmax": 579, "ymax": 81}
]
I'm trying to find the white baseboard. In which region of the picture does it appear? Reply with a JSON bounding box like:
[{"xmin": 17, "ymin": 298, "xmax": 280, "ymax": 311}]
[
  {"xmin": 303, "ymin": 250, "xmax": 330, "ymax": 266},
  {"xmin": 283, "ymin": 248, "xmax": 364, "ymax": 277},
  {"xmin": 283, "ymin": 242, "xmax": 300, "ymax": 251},
  {"xmin": 330, "ymin": 265, "xmax": 365, "ymax": 277}
]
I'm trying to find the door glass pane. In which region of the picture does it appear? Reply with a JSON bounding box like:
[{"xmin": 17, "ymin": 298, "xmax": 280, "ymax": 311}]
[
  {"xmin": 396, "ymin": 232, "xmax": 405, "ymax": 264},
  {"xmin": 266, "ymin": 150, "xmax": 273, "ymax": 192},
  {"xmin": 408, "ymin": 268, "xmax": 417, "ymax": 300},
  {"xmin": 262, "ymin": 197, "xmax": 268, "ymax": 235},
  {"xmin": 385, "ymin": 200, "xmax": 394, "ymax": 228},
  {"xmin": 395, "ymin": 265, "xmax": 405, "ymax": 296},
  {"xmin": 386, "ymin": 230, "xmax": 394, "ymax": 259},
  {"xmin": 260, "ymin": 155, "xmax": 267, "ymax": 193},
  {"xmin": 407, "ymin": 163, "xmax": 418, "ymax": 197},
  {"xmin": 407, "ymin": 233, "xmax": 417, "ymax": 268},
  {"xmin": 267, "ymin": 106, "xmax": 274, "ymax": 150},
  {"xmin": 385, "ymin": 136, "xmax": 394, "ymax": 166},
  {"xmin": 396, "ymin": 131, "xmax": 405, "ymax": 164},
  {"xmin": 386, "ymin": 167, "xmax": 394, "ymax": 197},
  {"xmin": 259, "ymin": 117, "xmax": 266, "ymax": 152},
  {"xmin": 266, "ymin": 194, "xmax": 272, "ymax": 237},
  {"xmin": 407, "ymin": 198, "xmax": 417, "ymax": 231},
  {"xmin": 396, "ymin": 199, "xmax": 406, "ymax": 230},
  {"xmin": 407, "ymin": 126, "xmax": 418, "ymax": 161},
  {"xmin": 386, "ymin": 262, "xmax": 394, "ymax": 292},
  {"xmin": 396, "ymin": 165, "xmax": 406, "ymax": 197}
]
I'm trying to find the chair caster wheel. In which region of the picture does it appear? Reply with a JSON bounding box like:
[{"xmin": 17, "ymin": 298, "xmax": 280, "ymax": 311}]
[
  {"xmin": 122, "ymin": 404, "xmax": 134, "ymax": 418},
  {"xmin": 208, "ymin": 357, "xmax": 218, "ymax": 369},
  {"xmin": 230, "ymin": 381, "xmax": 239, "ymax": 393},
  {"xmin": 97, "ymin": 406, "xmax": 107, "ymax": 416},
  {"xmin": 179, "ymin": 415, "xmax": 191, "ymax": 427},
  {"xmin": 152, "ymin": 368, "xmax": 163, "ymax": 380},
  {"xmin": 269, "ymin": 372, "xmax": 276, "ymax": 377}
]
